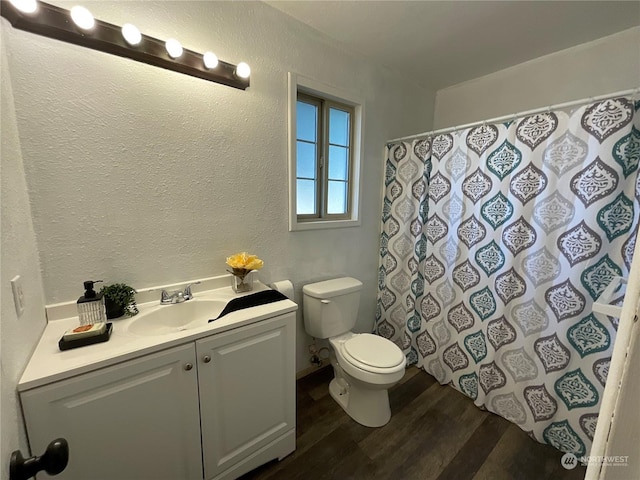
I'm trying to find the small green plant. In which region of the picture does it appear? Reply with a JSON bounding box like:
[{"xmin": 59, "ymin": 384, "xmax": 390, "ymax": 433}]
[{"xmin": 100, "ymin": 283, "xmax": 138, "ymax": 318}]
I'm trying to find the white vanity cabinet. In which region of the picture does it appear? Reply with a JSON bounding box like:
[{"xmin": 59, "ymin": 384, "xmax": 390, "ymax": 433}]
[
  {"xmin": 197, "ymin": 313, "xmax": 296, "ymax": 479},
  {"xmin": 20, "ymin": 343, "xmax": 203, "ymax": 480},
  {"xmin": 20, "ymin": 312, "xmax": 296, "ymax": 480}
]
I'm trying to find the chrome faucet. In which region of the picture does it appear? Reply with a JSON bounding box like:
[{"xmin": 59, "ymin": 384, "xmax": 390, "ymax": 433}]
[{"xmin": 160, "ymin": 281, "xmax": 201, "ymax": 305}]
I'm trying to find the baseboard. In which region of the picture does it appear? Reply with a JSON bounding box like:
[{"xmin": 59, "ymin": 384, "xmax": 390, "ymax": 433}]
[{"xmin": 296, "ymin": 360, "xmax": 329, "ymax": 379}]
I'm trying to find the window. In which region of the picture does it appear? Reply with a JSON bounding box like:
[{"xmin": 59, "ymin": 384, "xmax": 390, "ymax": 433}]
[
  {"xmin": 288, "ymin": 73, "xmax": 363, "ymax": 231},
  {"xmin": 296, "ymin": 93, "xmax": 353, "ymax": 219}
]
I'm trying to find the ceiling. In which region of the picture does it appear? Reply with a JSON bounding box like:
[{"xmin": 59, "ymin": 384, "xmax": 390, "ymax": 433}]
[{"xmin": 265, "ymin": 1, "xmax": 640, "ymax": 90}]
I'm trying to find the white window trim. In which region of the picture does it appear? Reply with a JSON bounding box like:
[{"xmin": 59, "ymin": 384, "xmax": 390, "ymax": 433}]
[{"xmin": 288, "ymin": 72, "xmax": 364, "ymax": 232}]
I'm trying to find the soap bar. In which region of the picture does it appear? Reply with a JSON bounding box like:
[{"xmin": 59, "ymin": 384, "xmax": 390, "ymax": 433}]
[
  {"xmin": 63, "ymin": 322, "xmax": 107, "ymax": 341},
  {"xmin": 59, "ymin": 323, "xmax": 112, "ymax": 351}
]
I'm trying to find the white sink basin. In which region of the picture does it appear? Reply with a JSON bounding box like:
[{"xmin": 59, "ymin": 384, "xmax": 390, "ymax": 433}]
[{"xmin": 126, "ymin": 299, "xmax": 228, "ymax": 336}]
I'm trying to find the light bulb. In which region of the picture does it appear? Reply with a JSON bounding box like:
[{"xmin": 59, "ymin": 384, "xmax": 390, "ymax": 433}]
[
  {"xmin": 121, "ymin": 23, "xmax": 141, "ymax": 46},
  {"xmin": 165, "ymin": 38, "xmax": 183, "ymax": 59},
  {"xmin": 203, "ymin": 52, "xmax": 218, "ymax": 69},
  {"xmin": 70, "ymin": 6, "xmax": 95, "ymax": 30},
  {"xmin": 8, "ymin": 0, "xmax": 38, "ymax": 14},
  {"xmin": 236, "ymin": 62, "xmax": 250, "ymax": 79}
]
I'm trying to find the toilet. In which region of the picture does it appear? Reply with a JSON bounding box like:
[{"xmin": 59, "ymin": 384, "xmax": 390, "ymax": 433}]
[{"xmin": 303, "ymin": 277, "xmax": 406, "ymax": 427}]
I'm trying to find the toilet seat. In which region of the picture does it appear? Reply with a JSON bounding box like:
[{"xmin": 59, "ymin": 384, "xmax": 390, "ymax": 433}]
[
  {"xmin": 344, "ymin": 334, "xmax": 405, "ymax": 368},
  {"xmin": 336, "ymin": 334, "xmax": 405, "ymax": 374}
]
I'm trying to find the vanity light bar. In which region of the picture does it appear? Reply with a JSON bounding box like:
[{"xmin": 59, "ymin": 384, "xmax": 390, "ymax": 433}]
[{"xmin": 0, "ymin": 0, "xmax": 250, "ymax": 90}]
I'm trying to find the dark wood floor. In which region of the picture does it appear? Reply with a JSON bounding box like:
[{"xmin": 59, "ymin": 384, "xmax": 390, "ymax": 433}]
[{"xmin": 241, "ymin": 366, "xmax": 586, "ymax": 480}]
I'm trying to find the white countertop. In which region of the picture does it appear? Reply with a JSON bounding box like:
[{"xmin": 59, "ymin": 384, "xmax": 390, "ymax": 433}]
[{"xmin": 19, "ymin": 283, "xmax": 297, "ymax": 392}]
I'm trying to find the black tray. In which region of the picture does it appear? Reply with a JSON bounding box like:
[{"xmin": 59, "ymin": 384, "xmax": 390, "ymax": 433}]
[{"xmin": 59, "ymin": 323, "xmax": 113, "ymax": 351}]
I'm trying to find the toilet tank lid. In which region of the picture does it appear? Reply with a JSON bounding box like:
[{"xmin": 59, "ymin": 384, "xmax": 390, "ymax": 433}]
[{"xmin": 302, "ymin": 277, "xmax": 362, "ymax": 299}]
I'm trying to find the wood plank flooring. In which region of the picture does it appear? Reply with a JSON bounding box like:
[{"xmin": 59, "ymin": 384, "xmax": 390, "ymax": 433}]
[{"xmin": 240, "ymin": 366, "xmax": 586, "ymax": 480}]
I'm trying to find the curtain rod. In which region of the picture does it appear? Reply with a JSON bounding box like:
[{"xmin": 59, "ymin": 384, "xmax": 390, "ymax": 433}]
[{"xmin": 388, "ymin": 87, "xmax": 640, "ymax": 144}]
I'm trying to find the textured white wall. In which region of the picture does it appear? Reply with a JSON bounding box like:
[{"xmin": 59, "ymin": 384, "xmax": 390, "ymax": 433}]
[
  {"xmin": 433, "ymin": 27, "xmax": 640, "ymax": 129},
  {"xmin": 2, "ymin": 0, "xmax": 434, "ymax": 383},
  {"xmin": 1, "ymin": 26, "xmax": 48, "ymax": 479}
]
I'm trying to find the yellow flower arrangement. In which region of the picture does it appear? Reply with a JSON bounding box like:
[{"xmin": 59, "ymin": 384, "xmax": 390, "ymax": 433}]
[
  {"xmin": 226, "ymin": 252, "xmax": 264, "ymax": 272},
  {"xmin": 226, "ymin": 252, "xmax": 264, "ymax": 293}
]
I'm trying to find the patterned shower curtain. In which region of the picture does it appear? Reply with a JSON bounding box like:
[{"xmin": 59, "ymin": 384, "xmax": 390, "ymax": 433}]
[{"xmin": 376, "ymin": 96, "xmax": 640, "ymax": 456}]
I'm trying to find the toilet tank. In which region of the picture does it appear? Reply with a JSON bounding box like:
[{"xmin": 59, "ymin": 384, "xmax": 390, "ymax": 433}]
[{"xmin": 302, "ymin": 277, "xmax": 362, "ymax": 339}]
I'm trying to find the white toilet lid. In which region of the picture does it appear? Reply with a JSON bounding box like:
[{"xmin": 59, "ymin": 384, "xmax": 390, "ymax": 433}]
[{"xmin": 343, "ymin": 334, "xmax": 404, "ymax": 368}]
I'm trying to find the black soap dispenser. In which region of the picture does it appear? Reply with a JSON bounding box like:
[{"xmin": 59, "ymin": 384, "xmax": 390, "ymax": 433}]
[{"xmin": 77, "ymin": 280, "xmax": 107, "ymax": 325}]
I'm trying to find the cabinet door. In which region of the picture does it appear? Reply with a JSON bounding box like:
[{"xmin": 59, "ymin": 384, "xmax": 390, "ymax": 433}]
[
  {"xmin": 197, "ymin": 313, "xmax": 295, "ymax": 479},
  {"xmin": 21, "ymin": 344, "xmax": 203, "ymax": 480}
]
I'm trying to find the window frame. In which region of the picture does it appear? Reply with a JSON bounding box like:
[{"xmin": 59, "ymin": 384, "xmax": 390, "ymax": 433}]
[
  {"xmin": 296, "ymin": 93, "xmax": 354, "ymax": 221},
  {"xmin": 288, "ymin": 73, "xmax": 364, "ymax": 232}
]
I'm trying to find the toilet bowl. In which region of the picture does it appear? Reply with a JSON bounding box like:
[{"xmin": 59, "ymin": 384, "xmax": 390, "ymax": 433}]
[
  {"xmin": 328, "ymin": 332, "xmax": 406, "ymax": 427},
  {"xmin": 302, "ymin": 277, "xmax": 406, "ymax": 427}
]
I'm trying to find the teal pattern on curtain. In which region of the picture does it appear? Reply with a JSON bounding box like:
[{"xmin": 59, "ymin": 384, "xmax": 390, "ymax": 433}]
[{"xmin": 376, "ymin": 97, "xmax": 640, "ymax": 456}]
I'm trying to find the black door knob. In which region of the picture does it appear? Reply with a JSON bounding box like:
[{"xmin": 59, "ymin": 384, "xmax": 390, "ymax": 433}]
[{"xmin": 10, "ymin": 438, "xmax": 69, "ymax": 480}]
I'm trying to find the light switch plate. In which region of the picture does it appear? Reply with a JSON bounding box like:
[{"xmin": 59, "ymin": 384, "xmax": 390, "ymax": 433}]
[{"xmin": 11, "ymin": 275, "xmax": 25, "ymax": 316}]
